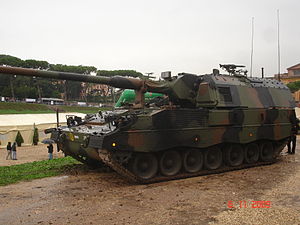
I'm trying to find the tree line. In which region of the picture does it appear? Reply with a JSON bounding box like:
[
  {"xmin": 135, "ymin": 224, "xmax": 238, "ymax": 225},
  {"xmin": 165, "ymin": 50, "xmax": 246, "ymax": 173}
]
[{"xmin": 0, "ymin": 54, "xmax": 143, "ymax": 102}]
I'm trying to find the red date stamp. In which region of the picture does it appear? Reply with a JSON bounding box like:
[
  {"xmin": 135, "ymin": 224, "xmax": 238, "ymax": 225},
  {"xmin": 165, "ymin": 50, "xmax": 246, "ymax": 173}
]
[{"xmin": 227, "ymin": 200, "xmax": 271, "ymax": 208}]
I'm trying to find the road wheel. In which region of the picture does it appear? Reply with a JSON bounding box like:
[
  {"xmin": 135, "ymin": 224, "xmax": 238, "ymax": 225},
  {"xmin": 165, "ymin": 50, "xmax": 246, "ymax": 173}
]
[
  {"xmin": 260, "ymin": 142, "xmax": 274, "ymax": 162},
  {"xmin": 159, "ymin": 150, "xmax": 182, "ymax": 176},
  {"xmin": 131, "ymin": 153, "xmax": 158, "ymax": 180},
  {"xmin": 204, "ymin": 147, "xmax": 222, "ymax": 170},
  {"xmin": 224, "ymin": 144, "xmax": 244, "ymax": 167},
  {"xmin": 183, "ymin": 149, "xmax": 203, "ymax": 173},
  {"xmin": 244, "ymin": 143, "xmax": 259, "ymax": 164}
]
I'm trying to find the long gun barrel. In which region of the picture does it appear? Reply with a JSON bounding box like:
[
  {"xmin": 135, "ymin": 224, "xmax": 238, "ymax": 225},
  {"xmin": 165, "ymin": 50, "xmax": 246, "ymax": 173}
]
[
  {"xmin": 0, "ymin": 66, "xmax": 145, "ymax": 90},
  {"xmin": 0, "ymin": 65, "xmax": 192, "ymax": 107}
]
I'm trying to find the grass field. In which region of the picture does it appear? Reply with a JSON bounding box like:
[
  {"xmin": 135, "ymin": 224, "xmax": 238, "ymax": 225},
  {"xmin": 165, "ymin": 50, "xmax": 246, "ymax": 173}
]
[
  {"xmin": 0, "ymin": 102, "xmax": 53, "ymax": 114},
  {"xmin": 0, "ymin": 102, "xmax": 110, "ymax": 114},
  {"xmin": 0, "ymin": 157, "xmax": 81, "ymax": 186}
]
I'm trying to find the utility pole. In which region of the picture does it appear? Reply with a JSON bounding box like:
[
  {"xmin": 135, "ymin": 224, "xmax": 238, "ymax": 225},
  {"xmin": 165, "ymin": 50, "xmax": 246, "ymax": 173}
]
[
  {"xmin": 277, "ymin": 9, "xmax": 281, "ymax": 81},
  {"xmin": 250, "ymin": 17, "xmax": 254, "ymax": 78}
]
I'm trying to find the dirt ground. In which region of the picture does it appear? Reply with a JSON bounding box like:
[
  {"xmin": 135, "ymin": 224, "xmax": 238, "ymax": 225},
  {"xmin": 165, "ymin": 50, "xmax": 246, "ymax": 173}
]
[
  {"xmin": 0, "ymin": 144, "xmax": 64, "ymax": 166},
  {"xmin": 0, "ymin": 144, "xmax": 300, "ymax": 225}
]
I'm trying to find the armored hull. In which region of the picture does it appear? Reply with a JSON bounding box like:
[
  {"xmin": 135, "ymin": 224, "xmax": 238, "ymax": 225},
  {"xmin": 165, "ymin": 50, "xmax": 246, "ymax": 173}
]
[
  {"xmin": 0, "ymin": 65, "xmax": 296, "ymax": 183},
  {"xmin": 54, "ymin": 106, "xmax": 292, "ymax": 183}
]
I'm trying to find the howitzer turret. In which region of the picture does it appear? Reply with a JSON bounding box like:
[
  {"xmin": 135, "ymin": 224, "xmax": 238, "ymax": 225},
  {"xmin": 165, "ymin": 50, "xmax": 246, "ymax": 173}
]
[{"xmin": 0, "ymin": 64, "xmax": 297, "ymax": 183}]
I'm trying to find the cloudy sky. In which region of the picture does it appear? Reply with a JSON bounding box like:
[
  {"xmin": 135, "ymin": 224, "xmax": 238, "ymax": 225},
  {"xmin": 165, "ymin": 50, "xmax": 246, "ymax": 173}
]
[{"xmin": 0, "ymin": 0, "xmax": 299, "ymax": 78}]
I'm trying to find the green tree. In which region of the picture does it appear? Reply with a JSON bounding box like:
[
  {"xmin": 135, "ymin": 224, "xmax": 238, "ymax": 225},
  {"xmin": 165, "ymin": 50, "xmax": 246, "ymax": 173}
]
[
  {"xmin": 0, "ymin": 55, "xmax": 61, "ymax": 100},
  {"xmin": 15, "ymin": 131, "xmax": 24, "ymax": 147},
  {"xmin": 0, "ymin": 55, "xmax": 24, "ymax": 101},
  {"xmin": 23, "ymin": 59, "xmax": 49, "ymax": 69},
  {"xmin": 33, "ymin": 126, "xmax": 39, "ymax": 145},
  {"xmin": 0, "ymin": 54, "xmax": 24, "ymax": 67},
  {"xmin": 0, "ymin": 55, "xmax": 53, "ymax": 99},
  {"xmin": 287, "ymin": 81, "xmax": 300, "ymax": 93}
]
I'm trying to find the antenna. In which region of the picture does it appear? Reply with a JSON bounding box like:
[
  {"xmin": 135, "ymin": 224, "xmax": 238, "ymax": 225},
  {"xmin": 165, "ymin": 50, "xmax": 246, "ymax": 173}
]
[
  {"xmin": 250, "ymin": 17, "xmax": 254, "ymax": 78},
  {"xmin": 277, "ymin": 9, "xmax": 281, "ymax": 81}
]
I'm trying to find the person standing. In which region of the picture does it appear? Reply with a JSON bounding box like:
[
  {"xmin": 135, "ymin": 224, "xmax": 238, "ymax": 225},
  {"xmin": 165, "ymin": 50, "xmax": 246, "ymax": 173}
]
[
  {"xmin": 47, "ymin": 143, "xmax": 54, "ymax": 160},
  {"xmin": 6, "ymin": 142, "xmax": 12, "ymax": 160},
  {"xmin": 287, "ymin": 135, "xmax": 296, "ymax": 154},
  {"xmin": 287, "ymin": 118, "xmax": 299, "ymax": 154},
  {"xmin": 11, "ymin": 142, "xmax": 17, "ymax": 160}
]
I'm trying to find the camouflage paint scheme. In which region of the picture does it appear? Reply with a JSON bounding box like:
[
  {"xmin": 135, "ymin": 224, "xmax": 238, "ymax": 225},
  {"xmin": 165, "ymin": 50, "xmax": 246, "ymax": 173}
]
[
  {"xmin": 87, "ymin": 73, "xmax": 294, "ymax": 155},
  {"xmin": 0, "ymin": 65, "xmax": 296, "ymax": 181}
]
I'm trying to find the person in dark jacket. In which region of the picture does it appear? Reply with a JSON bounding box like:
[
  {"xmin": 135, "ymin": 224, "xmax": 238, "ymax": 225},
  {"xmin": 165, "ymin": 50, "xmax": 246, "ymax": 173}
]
[
  {"xmin": 12, "ymin": 142, "xmax": 17, "ymax": 160},
  {"xmin": 6, "ymin": 142, "xmax": 12, "ymax": 160},
  {"xmin": 47, "ymin": 144, "xmax": 54, "ymax": 160},
  {"xmin": 287, "ymin": 118, "xmax": 299, "ymax": 154}
]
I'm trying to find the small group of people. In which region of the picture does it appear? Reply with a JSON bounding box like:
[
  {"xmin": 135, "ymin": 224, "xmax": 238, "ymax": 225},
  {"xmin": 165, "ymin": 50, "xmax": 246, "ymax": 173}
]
[
  {"xmin": 5, "ymin": 142, "xmax": 54, "ymax": 161},
  {"xmin": 6, "ymin": 142, "xmax": 17, "ymax": 160}
]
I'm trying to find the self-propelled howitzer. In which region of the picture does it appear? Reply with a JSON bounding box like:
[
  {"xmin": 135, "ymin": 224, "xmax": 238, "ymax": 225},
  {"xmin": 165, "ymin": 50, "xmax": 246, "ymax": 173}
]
[{"xmin": 0, "ymin": 65, "xmax": 297, "ymax": 183}]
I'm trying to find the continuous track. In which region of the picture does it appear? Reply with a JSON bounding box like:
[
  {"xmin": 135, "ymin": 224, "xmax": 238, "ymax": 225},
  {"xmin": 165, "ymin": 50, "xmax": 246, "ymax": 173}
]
[{"xmin": 98, "ymin": 142, "xmax": 287, "ymax": 184}]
